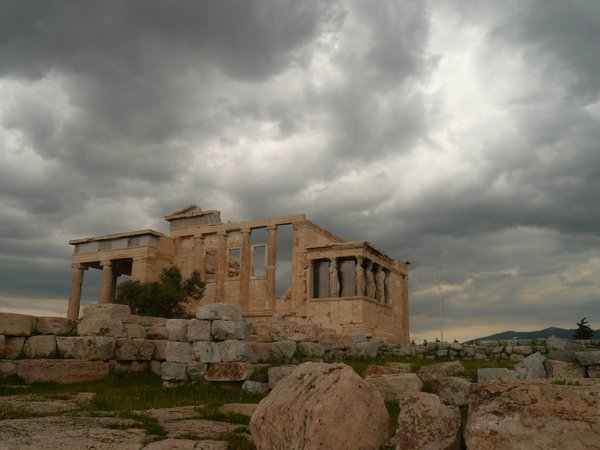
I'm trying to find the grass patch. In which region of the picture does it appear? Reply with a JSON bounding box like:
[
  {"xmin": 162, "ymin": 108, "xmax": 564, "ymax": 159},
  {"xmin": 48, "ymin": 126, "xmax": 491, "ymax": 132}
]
[
  {"xmin": 384, "ymin": 400, "xmax": 399, "ymax": 428},
  {"xmin": 1, "ymin": 372, "xmax": 265, "ymax": 410},
  {"xmin": 552, "ymin": 379, "xmax": 581, "ymax": 386},
  {"xmin": 0, "ymin": 405, "xmax": 44, "ymax": 420},
  {"xmin": 117, "ymin": 411, "xmax": 167, "ymax": 437},
  {"xmin": 186, "ymin": 405, "xmax": 251, "ymax": 425}
]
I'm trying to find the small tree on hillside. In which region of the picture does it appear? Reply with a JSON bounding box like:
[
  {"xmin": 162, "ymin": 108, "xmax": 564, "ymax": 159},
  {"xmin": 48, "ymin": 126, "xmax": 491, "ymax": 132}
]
[
  {"xmin": 116, "ymin": 267, "xmax": 205, "ymax": 318},
  {"xmin": 573, "ymin": 317, "xmax": 594, "ymax": 340}
]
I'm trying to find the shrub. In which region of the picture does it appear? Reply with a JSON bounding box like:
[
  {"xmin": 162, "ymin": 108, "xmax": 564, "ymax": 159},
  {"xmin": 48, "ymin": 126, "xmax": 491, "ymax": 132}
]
[{"xmin": 116, "ymin": 267, "xmax": 205, "ymax": 318}]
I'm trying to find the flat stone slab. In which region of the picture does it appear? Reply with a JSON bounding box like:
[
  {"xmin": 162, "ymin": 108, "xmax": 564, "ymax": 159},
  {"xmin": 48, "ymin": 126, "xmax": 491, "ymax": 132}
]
[
  {"xmin": 162, "ymin": 419, "xmax": 238, "ymax": 438},
  {"xmin": 0, "ymin": 416, "xmax": 144, "ymax": 450},
  {"xmin": 0, "ymin": 313, "xmax": 36, "ymax": 337},
  {"xmin": 0, "ymin": 392, "xmax": 95, "ymax": 415},
  {"xmin": 219, "ymin": 403, "xmax": 259, "ymax": 417},
  {"xmin": 17, "ymin": 359, "xmax": 109, "ymax": 384},
  {"xmin": 145, "ymin": 439, "xmax": 227, "ymax": 450}
]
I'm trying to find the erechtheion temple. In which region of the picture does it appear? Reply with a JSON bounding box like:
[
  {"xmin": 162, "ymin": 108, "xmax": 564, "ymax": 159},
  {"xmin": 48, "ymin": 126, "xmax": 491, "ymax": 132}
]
[{"xmin": 67, "ymin": 205, "xmax": 409, "ymax": 341}]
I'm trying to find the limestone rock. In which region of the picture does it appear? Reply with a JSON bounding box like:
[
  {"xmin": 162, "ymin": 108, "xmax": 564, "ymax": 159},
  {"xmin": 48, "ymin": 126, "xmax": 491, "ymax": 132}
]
[
  {"xmin": 152, "ymin": 340, "xmax": 168, "ymax": 360},
  {"xmin": 81, "ymin": 303, "xmax": 131, "ymax": 320},
  {"xmin": 546, "ymin": 336, "xmax": 586, "ymax": 362},
  {"xmin": 124, "ymin": 323, "xmax": 146, "ymax": 339},
  {"xmin": 545, "ymin": 359, "xmax": 586, "ymax": 379},
  {"xmin": 436, "ymin": 376, "xmax": 472, "ymax": 406},
  {"xmin": 17, "ymin": 359, "xmax": 109, "ymax": 383},
  {"xmin": 575, "ymin": 350, "xmax": 600, "ymax": 366},
  {"xmin": 0, "ymin": 359, "xmax": 17, "ymax": 377},
  {"xmin": 515, "ymin": 351, "xmax": 547, "ymax": 379},
  {"xmin": 250, "ymin": 362, "xmax": 390, "ymax": 450},
  {"xmin": 4, "ymin": 336, "xmax": 25, "ymax": 359},
  {"xmin": 588, "ymin": 365, "xmax": 600, "ymax": 378},
  {"xmin": 115, "ymin": 338, "xmax": 154, "ymax": 361},
  {"xmin": 466, "ymin": 381, "xmax": 600, "ymax": 449},
  {"xmin": 511, "ymin": 345, "xmax": 534, "ymax": 356},
  {"xmin": 204, "ymin": 362, "xmax": 253, "ymax": 381},
  {"xmin": 219, "ymin": 340, "xmax": 251, "ymax": 362},
  {"xmin": 416, "ymin": 360, "xmax": 464, "ymax": 383},
  {"xmin": 267, "ymin": 365, "xmax": 297, "ymax": 389},
  {"xmin": 269, "ymin": 340, "xmax": 297, "ymax": 359},
  {"xmin": 161, "ymin": 362, "xmax": 189, "ymax": 381},
  {"xmin": 366, "ymin": 373, "xmax": 423, "ymax": 401},
  {"xmin": 187, "ymin": 319, "xmax": 211, "ymax": 341},
  {"xmin": 211, "ymin": 320, "xmax": 249, "ymax": 341},
  {"xmin": 396, "ymin": 392, "xmax": 461, "ymax": 450},
  {"xmin": 477, "ymin": 367, "xmax": 518, "ymax": 383},
  {"xmin": 56, "ymin": 336, "xmax": 116, "ymax": 361},
  {"xmin": 35, "ymin": 317, "xmax": 77, "ymax": 335},
  {"xmin": 147, "ymin": 324, "xmax": 169, "ymax": 340},
  {"xmin": 145, "ymin": 439, "xmax": 227, "ymax": 450},
  {"xmin": 166, "ymin": 319, "xmax": 189, "ymax": 342},
  {"xmin": 0, "ymin": 334, "xmax": 4, "ymax": 358},
  {"xmin": 77, "ymin": 318, "xmax": 126, "ymax": 338},
  {"xmin": 270, "ymin": 322, "xmax": 320, "ymax": 342},
  {"xmin": 187, "ymin": 362, "xmax": 207, "ymax": 382},
  {"xmin": 296, "ymin": 341, "xmax": 325, "ymax": 357},
  {"xmin": 193, "ymin": 341, "xmax": 222, "ymax": 363},
  {"xmin": 196, "ymin": 303, "xmax": 243, "ymax": 321},
  {"xmin": 22, "ymin": 335, "xmax": 57, "ymax": 358},
  {"xmin": 165, "ymin": 341, "xmax": 194, "ymax": 364},
  {"xmin": 351, "ymin": 341, "xmax": 380, "ymax": 359},
  {"xmin": 0, "ymin": 312, "xmax": 35, "ymax": 336}
]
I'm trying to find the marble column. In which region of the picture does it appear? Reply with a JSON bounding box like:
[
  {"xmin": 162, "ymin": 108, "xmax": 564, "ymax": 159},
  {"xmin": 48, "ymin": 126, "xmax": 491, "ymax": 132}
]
[
  {"xmin": 99, "ymin": 260, "xmax": 114, "ymax": 304},
  {"xmin": 355, "ymin": 256, "xmax": 365, "ymax": 297},
  {"xmin": 67, "ymin": 263, "xmax": 87, "ymax": 320},
  {"xmin": 239, "ymin": 228, "xmax": 251, "ymax": 311},
  {"xmin": 216, "ymin": 230, "xmax": 227, "ymax": 301},
  {"xmin": 265, "ymin": 224, "xmax": 277, "ymax": 311}
]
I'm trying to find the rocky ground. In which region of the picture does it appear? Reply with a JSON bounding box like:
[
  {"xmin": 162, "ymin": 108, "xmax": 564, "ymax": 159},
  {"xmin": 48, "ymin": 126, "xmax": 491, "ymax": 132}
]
[{"xmin": 0, "ymin": 392, "xmax": 256, "ymax": 449}]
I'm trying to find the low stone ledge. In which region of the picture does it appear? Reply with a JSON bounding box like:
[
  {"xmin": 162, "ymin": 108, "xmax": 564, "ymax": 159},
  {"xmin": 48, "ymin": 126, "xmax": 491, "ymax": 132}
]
[
  {"xmin": 0, "ymin": 359, "xmax": 17, "ymax": 377},
  {"xmin": 4, "ymin": 337, "xmax": 26, "ymax": 359},
  {"xmin": 196, "ymin": 303, "xmax": 243, "ymax": 321},
  {"xmin": 16, "ymin": 359, "xmax": 109, "ymax": 383},
  {"xmin": 77, "ymin": 318, "xmax": 126, "ymax": 338},
  {"xmin": 22, "ymin": 335, "xmax": 57, "ymax": 358},
  {"xmin": 56, "ymin": 336, "xmax": 116, "ymax": 361},
  {"xmin": 0, "ymin": 312, "xmax": 36, "ymax": 337}
]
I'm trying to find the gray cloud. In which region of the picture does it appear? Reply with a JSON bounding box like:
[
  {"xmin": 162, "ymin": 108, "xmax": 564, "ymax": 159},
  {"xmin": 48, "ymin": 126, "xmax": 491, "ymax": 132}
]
[{"xmin": 2, "ymin": 0, "xmax": 600, "ymax": 340}]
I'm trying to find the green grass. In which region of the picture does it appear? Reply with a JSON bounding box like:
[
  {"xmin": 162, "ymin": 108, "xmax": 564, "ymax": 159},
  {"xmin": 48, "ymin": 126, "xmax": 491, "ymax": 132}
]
[
  {"xmin": 0, "ymin": 405, "xmax": 45, "ymax": 420},
  {"xmin": 185, "ymin": 405, "xmax": 251, "ymax": 425},
  {"xmin": 0, "ymin": 372, "xmax": 264, "ymax": 411}
]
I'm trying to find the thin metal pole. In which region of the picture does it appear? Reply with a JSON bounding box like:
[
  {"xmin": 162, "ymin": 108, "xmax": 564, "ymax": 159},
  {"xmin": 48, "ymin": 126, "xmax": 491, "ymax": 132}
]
[{"xmin": 437, "ymin": 236, "xmax": 444, "ymax": 342}]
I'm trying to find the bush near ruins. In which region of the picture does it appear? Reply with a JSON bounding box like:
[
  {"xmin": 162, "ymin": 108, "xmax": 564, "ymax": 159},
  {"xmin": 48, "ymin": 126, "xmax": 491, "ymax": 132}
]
[
  {"xmin": 573, "ymin": 317, "xmax": 594, "ymax": 340},
  {"xmin": 116, "ymin": 267, "xmax": 205, "ymax": 318}
]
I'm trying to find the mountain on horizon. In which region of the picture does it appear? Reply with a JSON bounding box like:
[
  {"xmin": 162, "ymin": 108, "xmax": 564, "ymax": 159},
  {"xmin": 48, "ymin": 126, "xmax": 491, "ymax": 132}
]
[{"xmin": 468, "ymin": 327, "xmax": 600, "ymax": 343}]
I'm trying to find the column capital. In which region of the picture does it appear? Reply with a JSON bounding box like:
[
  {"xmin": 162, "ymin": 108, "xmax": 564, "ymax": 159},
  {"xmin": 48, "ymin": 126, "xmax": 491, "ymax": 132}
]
[
  {"xmin": 241, "ymin": 227, "xmax": 251, "ymax": 235},
  {"xmin": 100, "ymin": 260, "xmax": 112, "ymax": 268},
  {"xmin": 217, "ymin": 230, "xmax": 227, "ymax": 237},
  {"xmin": 71, "ymin": 263, "xmax": 88, "ymax": 271},
  {"xmin": 193, "ymin": 233, "xmax": 204, "ymax": 240},
  {"xmin": 267, "ymin": 224, "xmax": 277, "ymax": 232}
]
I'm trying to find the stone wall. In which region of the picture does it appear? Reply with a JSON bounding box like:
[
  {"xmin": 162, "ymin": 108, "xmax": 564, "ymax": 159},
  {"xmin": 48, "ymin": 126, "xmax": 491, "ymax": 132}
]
[{"xmin": 2, "ymin": 305, "xmax": 600, "ymax": 384}]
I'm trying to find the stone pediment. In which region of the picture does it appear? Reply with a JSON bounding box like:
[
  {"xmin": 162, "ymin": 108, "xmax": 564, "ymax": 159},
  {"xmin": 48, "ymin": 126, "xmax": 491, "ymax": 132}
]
[{"xmin": 164, "ymin": 204, "xmax": 205, "ymax": 221}]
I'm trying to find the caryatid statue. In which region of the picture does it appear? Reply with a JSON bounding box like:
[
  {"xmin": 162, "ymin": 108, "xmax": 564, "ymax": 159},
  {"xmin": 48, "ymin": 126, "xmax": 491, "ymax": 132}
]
[
  {"xmin": 375, "ymin": 266, "xmax": 386, "ymax": 303},
  {"xmin": 365, "ymin": 260, "xmax": 376, "ymax": 299},
  {"xmin": 329, "ymin": 258, "xmax": 340, "ymax": 297},
  {"xmin": 355, "ymin": 256, "xmax": 365, "ymax": 296}
]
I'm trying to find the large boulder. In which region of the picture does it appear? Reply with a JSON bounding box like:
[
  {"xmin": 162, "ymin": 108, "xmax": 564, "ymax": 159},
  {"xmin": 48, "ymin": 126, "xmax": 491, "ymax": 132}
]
[
  {"xmin": 546, "ymin": 336, "xmax": 586, "ymax": 362},
  {"xmin": 396, "ymin": 392, "xmax": 461, "ymax": 450},
  {"xmin": 365, "ymin": 373, "xmax": 423, "ymax": 401},
  {"xmin": 544, "ymin": 359, "xmax": 586, "ymax": 378},
  {"xmin": 575, "ymin": 350, "xmax": 600, "ymax": 366},
  {"xmin": 250, "ymin": 362, "xmax": 391, "ymax": 450},
  {"xmin": 436, "ymin": 376, "xmax": 472, "ymax": 407},
  {"xmin": 477, "ymin": 367, "xmax": 518, "ymax": 384},
  {"xmin": 416, "ymin": 361, "xmax": 464, "ymax": 384},
  {"xmin": 0, "ymin": 313, "xmax": 35, "ymax": 336},
  {"xmin": 267, "ymin": 365, "xmax": 297, "ymax": 389},
  {"xmin": 515, "ymin": 351, "xmax": 547, "ymax": 379},
  {"xmin": 466, "ymin": 380, "xmax": 600, "ymax": 449}
]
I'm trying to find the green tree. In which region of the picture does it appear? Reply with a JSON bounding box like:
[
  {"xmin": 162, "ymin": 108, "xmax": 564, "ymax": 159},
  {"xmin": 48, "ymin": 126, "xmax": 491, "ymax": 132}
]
[
  {"xmin": 573, "ymin": 317, "xmax": 594, "ymax": 340},
  {"xmin": 116, "ymin": 267, "xmax": 205, "ymax": 318}
]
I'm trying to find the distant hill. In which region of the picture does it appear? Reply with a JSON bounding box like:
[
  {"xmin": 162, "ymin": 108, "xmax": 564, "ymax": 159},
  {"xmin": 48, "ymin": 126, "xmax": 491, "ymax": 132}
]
[{"xmin": 468, "ymin": 327, "xmax": 600, "ymax": 343}]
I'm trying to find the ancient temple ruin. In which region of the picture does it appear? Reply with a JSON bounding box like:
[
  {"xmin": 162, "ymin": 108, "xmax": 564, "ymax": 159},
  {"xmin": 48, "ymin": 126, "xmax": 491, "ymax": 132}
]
[{"xmin": 67, "ymin": 205, "xmax": 409, "ymax": 341}]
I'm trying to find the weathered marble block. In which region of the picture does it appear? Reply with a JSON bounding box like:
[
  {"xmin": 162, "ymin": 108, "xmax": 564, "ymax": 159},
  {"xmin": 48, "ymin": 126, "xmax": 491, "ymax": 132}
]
[
  {"xmin": 0, "ymin": 313, "xmax": 36, "ymax": 337},
  {"xmin": 211, "ymin": 320, "xmax": 249, "ymax": 341},
  {"xmin": 165, "ymin": 341, "xmax": 193, "ymax": 364},
  {"xmin": 187, "ymin": 319, "xmax": 211, "ymax": 341},
  {"xmin": 22, "ymin": 335, "xmax": 57, "ymax": 358},
  {"xmin": 56, "ymin": 336, "xmax": 116, "ymax": 361},
  {"xmin": 196, "ymin": 303, "xmax": 242, "ymax": 321},
  {"xmin": 166, "ymin": 319, "xmax": 188, "ymax": 342}
]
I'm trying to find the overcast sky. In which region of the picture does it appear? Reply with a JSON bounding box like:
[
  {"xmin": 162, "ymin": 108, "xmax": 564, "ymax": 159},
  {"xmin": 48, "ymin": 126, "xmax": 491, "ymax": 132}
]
[{"xmin": 1, "ymin": 0, "xmax": 599, "ymax": 342}]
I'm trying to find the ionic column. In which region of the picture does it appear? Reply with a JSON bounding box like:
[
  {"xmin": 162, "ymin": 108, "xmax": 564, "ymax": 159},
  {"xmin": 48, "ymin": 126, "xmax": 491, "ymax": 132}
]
[
  {"xmin": 99, "ymin": 260, "xmax": 114, "ymax": 304},
  {"xmin": 266, "ymin": 224, "xmax": 277, "ymax": 311},
  {"xmin": 215, "ymin": 230, "xmax": 227, "ymax": 301},
  {"xmin": 193, "ymin": 234, "xmax": 205, "ymax": 279},
  {"xmin": 402, "ymin": 273, "xmax": 410, "ymax": 341},
  {"xmin": 239, "ymin": 228, "xmax": 251, "ymax": 311},
  {"xmin": 67, "ymin": 263, "xmax": 87, "ymax": 320}
]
